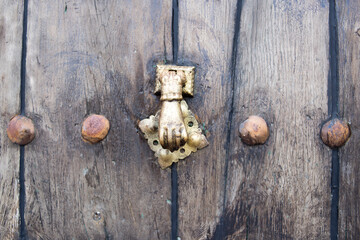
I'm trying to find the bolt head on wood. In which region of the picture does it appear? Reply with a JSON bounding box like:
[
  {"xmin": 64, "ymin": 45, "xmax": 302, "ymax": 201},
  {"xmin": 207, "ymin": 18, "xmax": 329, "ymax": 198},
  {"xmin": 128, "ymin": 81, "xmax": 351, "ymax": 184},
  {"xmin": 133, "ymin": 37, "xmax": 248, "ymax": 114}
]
[
  {"xmin": 81, "ymin": 114, "xmax": 110, "ymax": 144},
  {"xmin": 7, "ymin": 115, "xmax": 35, "ymax": 145},
  {"xmin": 239, "ymin": 115, "xmax": 269, "ymax": 145},
  {"xmin": 321, "ymin": 118, "xmax": 350, "ymax": 148}
]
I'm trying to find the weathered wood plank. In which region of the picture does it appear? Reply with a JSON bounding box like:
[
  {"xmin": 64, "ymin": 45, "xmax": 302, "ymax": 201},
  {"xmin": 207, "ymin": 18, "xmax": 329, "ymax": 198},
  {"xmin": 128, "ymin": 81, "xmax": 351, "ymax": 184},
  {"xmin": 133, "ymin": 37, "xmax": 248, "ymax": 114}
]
[
  {"xmin": 25, "ymin": 0, "xmax": 172, "ymax": 239},
  {"xmin": 221, "ymin": 0, "xmax": 331, "ymax": 239},
  {"xmin": 0, "ymin": 1, "xmax": 23, "ymax": 239},
  {"xmin": 177, "ymin": 0, "xmax": 237, "ymax": 239},
  {"xmin": 338, "ymin": 1, "xmax": 360, "ymax": 238}
]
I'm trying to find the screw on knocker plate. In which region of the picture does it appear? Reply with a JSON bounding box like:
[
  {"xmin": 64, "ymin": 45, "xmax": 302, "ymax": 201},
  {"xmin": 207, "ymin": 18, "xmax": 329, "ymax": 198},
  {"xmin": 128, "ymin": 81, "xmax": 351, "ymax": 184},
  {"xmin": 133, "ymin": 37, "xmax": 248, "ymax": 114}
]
[{"xmin": 139, "ymin": 65, "xmax": 208, "ymax": 169}]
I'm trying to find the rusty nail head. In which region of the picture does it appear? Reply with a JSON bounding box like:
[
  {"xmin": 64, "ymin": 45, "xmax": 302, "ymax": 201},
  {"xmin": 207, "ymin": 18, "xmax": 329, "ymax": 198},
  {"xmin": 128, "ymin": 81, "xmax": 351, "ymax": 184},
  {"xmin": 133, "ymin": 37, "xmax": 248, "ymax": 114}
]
[
  {"xmin": 321, "ymin": 118, "xmax": 350, "ymax": 148},
  {"xmin": 81, "ymin": 114, "xmax": 110, "ymax": 144},
  {"xmin": 7, "ymin": 115, "xmax": 35, "ymax": 145},
  {"xmin": 239, "ymin": 115, "xmax": 269, "ymax": 145}
]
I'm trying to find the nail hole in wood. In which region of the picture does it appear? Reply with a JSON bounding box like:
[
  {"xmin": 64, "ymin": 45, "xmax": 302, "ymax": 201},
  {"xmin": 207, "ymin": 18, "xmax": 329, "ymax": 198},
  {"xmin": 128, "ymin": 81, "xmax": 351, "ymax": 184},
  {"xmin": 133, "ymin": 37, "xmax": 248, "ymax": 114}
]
[{"xmin": 93, "ymin": 211, "xmax": 101, "ymax": 221}]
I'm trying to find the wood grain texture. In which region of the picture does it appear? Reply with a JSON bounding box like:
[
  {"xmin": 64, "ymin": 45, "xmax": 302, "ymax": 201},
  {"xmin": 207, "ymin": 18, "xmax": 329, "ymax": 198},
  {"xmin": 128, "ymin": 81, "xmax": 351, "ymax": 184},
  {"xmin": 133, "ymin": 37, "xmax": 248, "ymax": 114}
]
[
  {"xmin": 220, "ymin": 0, "xmax": 331, "ymax": 239},
  {"xmin": 176, "ymin": 0, "xmax": 237, "ymax": 239},
  {"xmin": 338, "ymin": 1, "xmax": 360, "ymax": 238},
  {"xmin": 0, "ymin": 1, "xmax": 23, "ymax": 239},
  {"xmin": 24, "ymin": 0, "xmax": 172, "ymax": 239}
]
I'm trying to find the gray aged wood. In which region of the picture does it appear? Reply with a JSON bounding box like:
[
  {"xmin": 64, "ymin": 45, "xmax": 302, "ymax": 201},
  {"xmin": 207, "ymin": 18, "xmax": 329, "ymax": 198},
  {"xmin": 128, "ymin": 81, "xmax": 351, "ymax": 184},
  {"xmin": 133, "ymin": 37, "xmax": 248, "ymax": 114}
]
[
  {"xmin": 338, "ymin": 1, "xmax": 360, "ymax": 238},
  {"xmin": 176, "ymin": 0, "xmax": 237, "ymax": 239},
  {"xmin": 3, "ymin": 0, "xmax": 358, "ymax": 238},
  {"xmin": 222, "ymin": 0, "xmax": 331, "ymax": 239},
  {"xmin": 24, "ymin": 0, "xmax": 172, "ymax": 239},
  {"xmin": 0, "ymin": 1, "xmax": 23, "ymax": 239}
]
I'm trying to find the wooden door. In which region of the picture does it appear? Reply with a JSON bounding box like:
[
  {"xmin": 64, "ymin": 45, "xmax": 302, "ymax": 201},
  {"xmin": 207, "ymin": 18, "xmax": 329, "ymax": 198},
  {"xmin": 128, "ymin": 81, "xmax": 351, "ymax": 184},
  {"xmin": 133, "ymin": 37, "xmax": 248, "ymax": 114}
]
[{"xmin": 1, "ymin": 0, "xmax": 359, "ymax": 239}]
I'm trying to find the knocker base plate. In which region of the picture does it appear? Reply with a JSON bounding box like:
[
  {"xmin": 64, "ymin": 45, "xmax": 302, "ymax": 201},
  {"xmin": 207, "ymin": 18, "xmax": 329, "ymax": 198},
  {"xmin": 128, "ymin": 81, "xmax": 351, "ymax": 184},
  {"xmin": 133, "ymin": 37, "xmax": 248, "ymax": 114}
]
[{"xmin": 139, "ymin": 101, "xmax": 208, "ymax": 169}]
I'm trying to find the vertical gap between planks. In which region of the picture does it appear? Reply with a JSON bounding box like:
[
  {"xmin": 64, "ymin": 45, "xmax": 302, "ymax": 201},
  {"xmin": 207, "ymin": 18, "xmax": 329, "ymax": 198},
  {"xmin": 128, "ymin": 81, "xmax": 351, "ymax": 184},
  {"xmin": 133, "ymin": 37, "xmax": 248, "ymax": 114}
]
[
  {"xmin": 19, "ymin": 0, "xmax": 29, "ymax": 238},
  {"xmin": 171, "ymin": 0, "xmax": 179, "ymax": 239},
  {"xmin": 328, "ymin": 0, "xmax": 340, "ymax": 239},
  {"xmin": 172, "ymin": 0, "xmax": 179, "ymax": 65},
  {"xmin": 171, "ymin": 164, "xmax": 179, "ymax": 240},
  {"xmin": 213, "ymin": 0, "xmax": 243, "ymax": 239}
]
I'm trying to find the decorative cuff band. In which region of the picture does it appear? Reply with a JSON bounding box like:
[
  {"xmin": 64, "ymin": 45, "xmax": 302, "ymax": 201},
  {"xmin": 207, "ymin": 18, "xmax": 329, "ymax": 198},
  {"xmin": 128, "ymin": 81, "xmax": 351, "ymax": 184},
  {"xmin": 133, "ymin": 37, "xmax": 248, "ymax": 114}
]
[{"xmin": 160, "ymin": 92, "xmax": 183, "ymax": 101}]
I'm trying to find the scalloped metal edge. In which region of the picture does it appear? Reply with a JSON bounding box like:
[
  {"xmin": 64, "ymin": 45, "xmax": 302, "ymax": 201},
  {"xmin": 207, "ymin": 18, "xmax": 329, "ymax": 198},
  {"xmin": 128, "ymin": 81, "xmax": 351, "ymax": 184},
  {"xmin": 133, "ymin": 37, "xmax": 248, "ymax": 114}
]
[{"xmin": 139, "ymin": 100, "xmax": 208, "ymax": 169}]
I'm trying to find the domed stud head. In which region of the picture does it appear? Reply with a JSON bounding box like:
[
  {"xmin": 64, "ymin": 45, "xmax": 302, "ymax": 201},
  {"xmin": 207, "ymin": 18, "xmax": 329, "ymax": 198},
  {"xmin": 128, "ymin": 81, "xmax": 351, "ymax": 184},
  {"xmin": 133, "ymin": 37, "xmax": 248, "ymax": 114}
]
[
  {"xmin": 239, "ymin": 115, "xmax": 269, "ymax": 145},
  {"xmin": 321, "ymin": 118, "xmax": 350, "ymax": 148},
  {"xmin": 7, "ymin": 115, "xmax": 35, "ymax": 145},
  {"xmin": 81, "ymin": 114, "xmax": 110, "ymax": 144}
]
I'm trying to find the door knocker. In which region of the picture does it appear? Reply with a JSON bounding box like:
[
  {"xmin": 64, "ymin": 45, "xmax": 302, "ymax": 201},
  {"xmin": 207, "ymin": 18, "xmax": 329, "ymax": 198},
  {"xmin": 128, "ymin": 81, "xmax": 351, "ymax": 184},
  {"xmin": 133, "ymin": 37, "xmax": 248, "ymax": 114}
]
[{"xmin": 139, "ymin": 65, "xmax": 208, "ymax": 169}]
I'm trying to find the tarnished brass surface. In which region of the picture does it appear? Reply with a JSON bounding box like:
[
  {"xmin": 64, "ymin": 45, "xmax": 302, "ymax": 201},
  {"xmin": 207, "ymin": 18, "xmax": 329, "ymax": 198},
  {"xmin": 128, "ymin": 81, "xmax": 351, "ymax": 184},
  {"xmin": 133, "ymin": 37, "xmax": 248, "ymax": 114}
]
[
  {"xmin": 139, "ymin": 101, "xmax": 208, "ymax": 169},
  {"xmin": 155, "ymin": 65, "xmax": 195, "ymax": 97},
  {"xmin": 139, "ymin": 65, "xmax": 208, "ymax": 169}
]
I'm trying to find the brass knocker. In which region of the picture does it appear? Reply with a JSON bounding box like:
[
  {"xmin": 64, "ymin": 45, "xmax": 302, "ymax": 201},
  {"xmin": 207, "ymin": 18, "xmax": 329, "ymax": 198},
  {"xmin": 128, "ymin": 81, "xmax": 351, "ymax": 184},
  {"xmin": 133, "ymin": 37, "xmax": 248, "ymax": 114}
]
[{"xmin": 139, "ymin": 65, "xmax": 208, "ymax": 169}]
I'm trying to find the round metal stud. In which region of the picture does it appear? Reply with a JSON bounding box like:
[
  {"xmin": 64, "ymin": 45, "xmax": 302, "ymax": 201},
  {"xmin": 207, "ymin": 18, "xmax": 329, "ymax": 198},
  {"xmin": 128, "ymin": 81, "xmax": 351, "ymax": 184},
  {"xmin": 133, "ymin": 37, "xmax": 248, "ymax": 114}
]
[
  {"xmin": 81, "ymin": 114, "xmax": 110, "ymax": 144},
  {"xmin": 321, "ymin": 118, "xmax": 350, "ymax": 148},
  {"xmin": 239, "ymin": 115, "xmax": 269, "ymax": 145},
  {"xmin": 7, "ymin": 115, "xmax": 35, "ymax": 145}
]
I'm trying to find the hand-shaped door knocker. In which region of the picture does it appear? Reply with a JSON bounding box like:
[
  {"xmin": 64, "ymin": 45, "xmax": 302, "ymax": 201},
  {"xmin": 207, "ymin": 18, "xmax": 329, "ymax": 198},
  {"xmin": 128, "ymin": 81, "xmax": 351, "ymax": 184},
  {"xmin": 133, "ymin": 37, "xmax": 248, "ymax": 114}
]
[{"xmin": 139, "ymin": 65, "xmax": 208, "ymax": 169}]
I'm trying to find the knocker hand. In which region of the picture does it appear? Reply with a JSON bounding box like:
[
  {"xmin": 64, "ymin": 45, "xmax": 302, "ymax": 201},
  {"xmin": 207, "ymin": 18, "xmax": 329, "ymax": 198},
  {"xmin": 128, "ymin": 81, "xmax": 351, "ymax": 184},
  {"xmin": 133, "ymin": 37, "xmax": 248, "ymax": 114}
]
[
  {"xmin": 138, "ymin": 64, "xmax": 208, "ymax": 169},
  {"xmin": 159, "ymin": 101, "xmax": 188, "ymax": 152}
]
